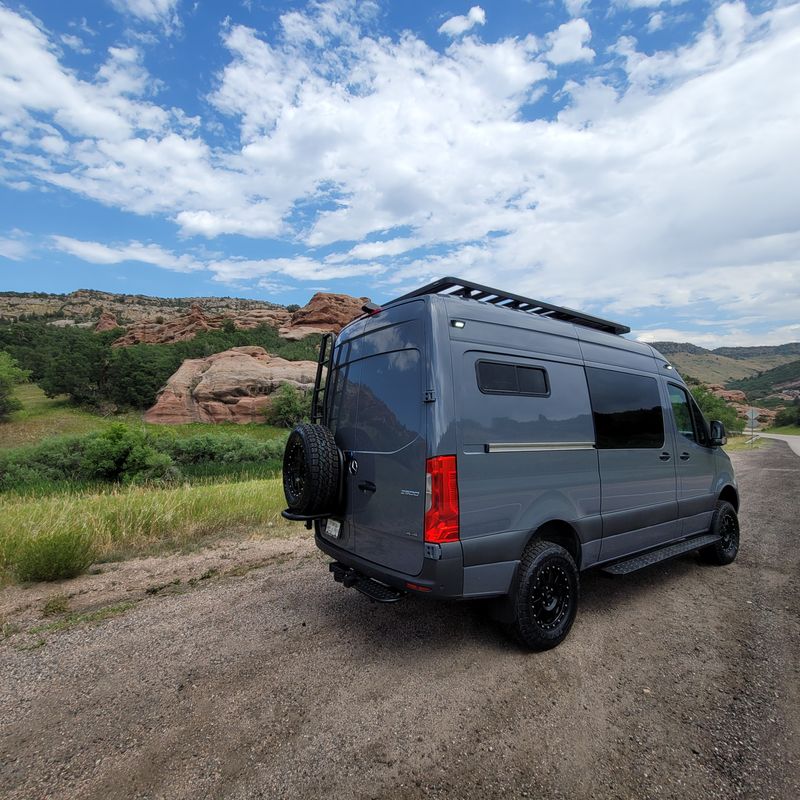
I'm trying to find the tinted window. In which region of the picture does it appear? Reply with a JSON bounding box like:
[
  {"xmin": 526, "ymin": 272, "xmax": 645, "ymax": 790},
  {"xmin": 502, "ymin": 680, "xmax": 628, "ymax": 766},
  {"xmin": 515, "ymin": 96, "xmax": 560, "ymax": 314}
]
[
  {"xmin": 586, "ymin": 368, "xmax": 664, "ymax": 449},
  {"xmin": 477, "ymin": 361, "xmax": 548, "ymax": 396},
  {"xmin": 668, "ymin": 384, "xmax": 695, "ymax": 441},
  {"xmin": 355, "ymin": 350, "xmax": 422, "ymax": 453}
]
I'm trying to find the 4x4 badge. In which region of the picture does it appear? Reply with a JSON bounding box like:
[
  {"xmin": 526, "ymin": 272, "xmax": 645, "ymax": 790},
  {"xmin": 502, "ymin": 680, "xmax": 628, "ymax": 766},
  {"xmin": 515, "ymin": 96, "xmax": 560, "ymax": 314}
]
[{"xmin": 348, "ymin": 459, "xmax": 359, "ymax": 475}]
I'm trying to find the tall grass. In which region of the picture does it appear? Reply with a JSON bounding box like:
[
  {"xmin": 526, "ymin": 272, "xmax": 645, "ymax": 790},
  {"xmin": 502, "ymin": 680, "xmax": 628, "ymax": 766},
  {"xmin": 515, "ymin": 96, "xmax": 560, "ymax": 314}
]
[{"xmin": 0, "ymin": 477, "xmax": 291, "ymax": 581}]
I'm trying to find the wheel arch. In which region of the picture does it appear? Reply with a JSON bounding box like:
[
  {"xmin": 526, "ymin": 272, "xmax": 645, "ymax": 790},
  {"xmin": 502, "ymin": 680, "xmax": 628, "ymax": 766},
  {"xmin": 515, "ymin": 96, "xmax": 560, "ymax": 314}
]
[
  {"xmin": 718, "ymin": 484, "xmax": 739, "ymax": 511},
  {"xmin": 527, "ymin": 520, "xmax": 582, "ymax": 570}
]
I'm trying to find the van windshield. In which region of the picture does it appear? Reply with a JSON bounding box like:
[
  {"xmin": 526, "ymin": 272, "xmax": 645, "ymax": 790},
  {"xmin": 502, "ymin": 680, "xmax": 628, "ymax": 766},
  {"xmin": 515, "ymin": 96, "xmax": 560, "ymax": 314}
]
[{"xmin": 329, "ymin": 349, "xmax": 422, "ymax": 453}]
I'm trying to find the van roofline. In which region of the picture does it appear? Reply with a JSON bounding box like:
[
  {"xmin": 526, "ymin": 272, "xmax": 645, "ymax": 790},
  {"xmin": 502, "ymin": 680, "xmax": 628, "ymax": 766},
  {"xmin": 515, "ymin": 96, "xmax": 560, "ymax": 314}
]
[{"xmin": 382, "ymin": 276, "xmax": 630, "ymax": 336}]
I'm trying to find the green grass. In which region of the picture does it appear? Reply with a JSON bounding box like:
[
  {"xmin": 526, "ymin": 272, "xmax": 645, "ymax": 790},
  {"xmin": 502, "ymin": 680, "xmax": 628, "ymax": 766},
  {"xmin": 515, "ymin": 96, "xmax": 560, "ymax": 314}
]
[
  {"xmin": 0, "ymin": 476, "xmax": 294, "ymax": 582},
  {"xmin": 767, "ymin": 425, "xmax": 800, "ymax": 435},
  {"xmin": 723, "ymin": 435, "xmax": 771, "ymax": 452},
  {"xmin": 1, "ymin": 384, "xmax": 286, "ymax": 450}
]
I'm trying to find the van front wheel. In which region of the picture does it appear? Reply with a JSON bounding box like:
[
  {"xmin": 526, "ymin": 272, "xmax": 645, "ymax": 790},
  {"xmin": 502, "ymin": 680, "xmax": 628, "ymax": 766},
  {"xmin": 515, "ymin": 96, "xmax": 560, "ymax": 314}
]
[
  {"xmin": 510, "ymin": 541, "xmax": 579, "ymax": 651},
  {"xmin": 699, "ymin": 500, "xmax": 739, "ymax": 565}
]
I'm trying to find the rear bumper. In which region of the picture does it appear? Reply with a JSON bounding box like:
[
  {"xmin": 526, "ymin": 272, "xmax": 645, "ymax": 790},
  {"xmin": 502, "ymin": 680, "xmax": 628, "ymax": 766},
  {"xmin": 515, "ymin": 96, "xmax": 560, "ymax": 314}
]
[{"xmin": 314, "ymin": 531, "xmax": 464, "ymax": 598}]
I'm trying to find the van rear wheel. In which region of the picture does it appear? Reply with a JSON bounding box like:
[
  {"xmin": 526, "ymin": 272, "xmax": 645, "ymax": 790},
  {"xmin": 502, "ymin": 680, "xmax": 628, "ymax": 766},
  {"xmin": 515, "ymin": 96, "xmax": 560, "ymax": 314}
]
[
  {"xmin": 282, "ymin": 423, "xmax": 341, "ymax": 516},
  {"xmin": 509, "ymin": 541, "xmax": 579, "ymax": 651}
]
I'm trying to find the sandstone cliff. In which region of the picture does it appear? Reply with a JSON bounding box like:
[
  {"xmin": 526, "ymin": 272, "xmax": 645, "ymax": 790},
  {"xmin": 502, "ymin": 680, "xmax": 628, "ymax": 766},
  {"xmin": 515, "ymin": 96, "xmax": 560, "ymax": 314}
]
[
  {"xmin": 144, "ymin": 347, "xmax": 317, "ymax": 425},
  {"xmin": 279, "ymin": 292, "xmax": 369, "ymax": 340}
]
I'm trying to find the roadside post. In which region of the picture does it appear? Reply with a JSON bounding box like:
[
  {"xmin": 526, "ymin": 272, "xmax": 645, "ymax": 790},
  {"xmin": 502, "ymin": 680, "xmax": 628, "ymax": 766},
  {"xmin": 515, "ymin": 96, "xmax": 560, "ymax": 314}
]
[{"xmin": 746, "ymin": 408, "xmax": 759, "ymax": 448}]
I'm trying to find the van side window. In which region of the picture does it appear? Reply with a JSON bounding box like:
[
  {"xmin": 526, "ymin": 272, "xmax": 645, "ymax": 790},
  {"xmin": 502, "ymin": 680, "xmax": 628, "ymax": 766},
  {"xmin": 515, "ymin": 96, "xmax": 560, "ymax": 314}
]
[
  {"xmin": 689, "ymin": 396, "xmax": 711, "ymax": 446},
  {"xmin": 668, "ymin": 384, "xmax": 697, "ymax": 442},
  {"xmin": 476, "ymin": 361, "xmax": 548, "ymax": 396},
  {"xmin": 586, "ymin": 368, "xmax": 664, "ymax": 449}
]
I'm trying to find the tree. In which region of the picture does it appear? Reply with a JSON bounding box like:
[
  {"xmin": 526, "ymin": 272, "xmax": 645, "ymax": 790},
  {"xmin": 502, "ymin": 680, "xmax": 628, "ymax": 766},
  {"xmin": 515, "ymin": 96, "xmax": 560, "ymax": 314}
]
[
  {"xmin": 774, "ymin": 400, "xmax": 800, "ymax": 428},
  {"xmin": 689, "ymin": 385, "xmax": 745, "ymax": 434},
  {"xmin": 0, "ymin": 351, "xmax": 30, "ymax": 421}
]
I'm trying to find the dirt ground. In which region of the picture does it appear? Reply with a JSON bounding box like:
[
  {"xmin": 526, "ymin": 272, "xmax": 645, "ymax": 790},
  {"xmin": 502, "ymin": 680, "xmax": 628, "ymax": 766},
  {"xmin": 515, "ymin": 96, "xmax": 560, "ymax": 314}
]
[{"xmin": 1, "ymin": 443, "xmax": 798, "ymax": 800}]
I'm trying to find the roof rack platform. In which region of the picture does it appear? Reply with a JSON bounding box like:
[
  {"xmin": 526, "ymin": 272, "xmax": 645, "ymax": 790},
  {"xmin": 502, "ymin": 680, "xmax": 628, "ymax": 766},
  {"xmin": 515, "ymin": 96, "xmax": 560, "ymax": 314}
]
[{"xmin": 387, "ymin": 277, "xmax": 629, "ymax": 336}]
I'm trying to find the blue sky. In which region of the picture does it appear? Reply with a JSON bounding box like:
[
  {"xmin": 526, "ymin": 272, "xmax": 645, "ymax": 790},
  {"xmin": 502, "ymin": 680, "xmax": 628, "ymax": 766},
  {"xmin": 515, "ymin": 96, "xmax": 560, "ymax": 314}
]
[{"xmin": 0, "ymin": 0, "xmax": 798, "ymax": 346}]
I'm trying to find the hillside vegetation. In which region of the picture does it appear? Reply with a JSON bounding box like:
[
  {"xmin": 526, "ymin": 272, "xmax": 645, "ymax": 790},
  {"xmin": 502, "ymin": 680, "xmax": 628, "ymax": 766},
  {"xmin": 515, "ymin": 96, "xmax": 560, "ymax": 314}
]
[
  {"xmin": 727, "ymin": 359, "xmax": 800, "ymax": 400},
  {"xmin": 0, "ymin": 320, "xmax": 319, "ymax": 411},
  {"xmin": 650, "ymin": 341, "xmax": 800, "ymax": 385}
]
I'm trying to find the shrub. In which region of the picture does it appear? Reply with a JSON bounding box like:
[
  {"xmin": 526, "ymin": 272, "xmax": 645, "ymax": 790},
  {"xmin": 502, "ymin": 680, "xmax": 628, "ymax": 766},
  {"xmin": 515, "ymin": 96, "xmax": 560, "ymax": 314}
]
[
  {"xmin": 6, "ymin": 528, "xmax": 95, "ymax": 582},
  {"xmin": 265, "ymin": 383, "xmax": 309, "ymax": 428},
  {"xmin": 0, "ymin": 351, "xmax": 29, "ymax": 421},
  {"xmin": 80, "ymin": 424, "xmax": 177, "ymax": 483},
  {"xmin": 690, "ymin": 385, "xmax": 745, "ymax": 435},
  {"xmin": 774, "ymin": 402, "xmax": 800, "ymax": 427}
]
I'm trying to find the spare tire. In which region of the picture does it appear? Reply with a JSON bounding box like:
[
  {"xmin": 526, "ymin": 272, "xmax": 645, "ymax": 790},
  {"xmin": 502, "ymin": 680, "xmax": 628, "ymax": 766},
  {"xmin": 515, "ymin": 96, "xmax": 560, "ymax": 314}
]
[{"xmin": 282, "ymin": 423, "xmax": 342, "ymax": 516}]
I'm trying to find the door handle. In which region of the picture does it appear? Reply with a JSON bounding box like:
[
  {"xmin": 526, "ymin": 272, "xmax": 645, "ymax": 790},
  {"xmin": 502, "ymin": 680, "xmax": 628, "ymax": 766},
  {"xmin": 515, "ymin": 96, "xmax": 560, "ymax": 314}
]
[
  {"xmin": 358, "ymin": 481, "xmax": 376, "ymax": 493},
  {"xmin": 679, "ymin": 452, "xmax": 690, "ymax": 461},
  {"xmin": 659, "ymin": 452, "xmax": 671, "ymax": 461}
]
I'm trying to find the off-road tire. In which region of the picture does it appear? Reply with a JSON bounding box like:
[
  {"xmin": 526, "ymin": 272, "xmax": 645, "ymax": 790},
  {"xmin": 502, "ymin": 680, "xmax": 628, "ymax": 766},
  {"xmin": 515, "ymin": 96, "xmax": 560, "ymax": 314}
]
[
  {"xmin": 509, "ymin": 540, "xmax": 579, "ymax": 651},
  {"xmin": 282, "ymin": 424, "xmax": 341, "ymax": 516},
  {"xmin": 699, "ymin": 500, "xmax": 739, "ymax": 565}
]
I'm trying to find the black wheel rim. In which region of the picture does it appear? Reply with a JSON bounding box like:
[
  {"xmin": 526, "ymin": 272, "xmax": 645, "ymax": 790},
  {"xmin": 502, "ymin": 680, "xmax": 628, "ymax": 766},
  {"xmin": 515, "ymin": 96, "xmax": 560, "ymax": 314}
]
[
  {"xmin": 719, "ymin": 509, "xmax": 739, "ymax": 552},
  {"xmin": 286, "ymin": 439, "xmax": 306, "ymax": 498},
  {"xmin": 531, "ymin": 562, "xmax": 572, "ymax": 631}
]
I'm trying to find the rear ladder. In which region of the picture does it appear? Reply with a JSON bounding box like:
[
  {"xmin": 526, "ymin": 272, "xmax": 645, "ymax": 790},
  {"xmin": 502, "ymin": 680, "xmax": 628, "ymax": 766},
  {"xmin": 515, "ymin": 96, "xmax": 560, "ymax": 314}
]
[{"xmin": 310, "ymin": 332, "xmax": 333, "ymax": 424}]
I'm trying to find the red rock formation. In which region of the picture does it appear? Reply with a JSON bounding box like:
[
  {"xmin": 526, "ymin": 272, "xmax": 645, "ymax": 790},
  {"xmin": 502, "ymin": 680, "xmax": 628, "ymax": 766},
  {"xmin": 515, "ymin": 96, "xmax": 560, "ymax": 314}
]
[
  {"xmin": 279, "ymin": 292, "xmax": 369, "ymax": 341},
  {"xmin": 112, "ymin": 303, "xmax": 291, "ymax": 347},
  {"xmin": 144, "ymin": 347, "xmax": 317, "ymax": 424},
  {"xmin": 94, "ymin": 311, "xmax": 120, "ymax": 332}
]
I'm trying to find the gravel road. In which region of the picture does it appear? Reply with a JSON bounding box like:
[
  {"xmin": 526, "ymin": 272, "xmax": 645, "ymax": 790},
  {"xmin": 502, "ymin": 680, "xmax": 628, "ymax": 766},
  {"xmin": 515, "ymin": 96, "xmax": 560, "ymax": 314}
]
[{"xmin": 2, "ymin": 443, "xmax": 798, "ymax": 800}]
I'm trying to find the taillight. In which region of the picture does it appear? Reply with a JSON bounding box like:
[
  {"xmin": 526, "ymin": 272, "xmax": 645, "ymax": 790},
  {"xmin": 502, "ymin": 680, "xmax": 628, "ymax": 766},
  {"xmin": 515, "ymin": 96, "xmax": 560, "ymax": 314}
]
[{"xmin": 424, "ymin": 455, "xmax": 459, "ymax": 543}]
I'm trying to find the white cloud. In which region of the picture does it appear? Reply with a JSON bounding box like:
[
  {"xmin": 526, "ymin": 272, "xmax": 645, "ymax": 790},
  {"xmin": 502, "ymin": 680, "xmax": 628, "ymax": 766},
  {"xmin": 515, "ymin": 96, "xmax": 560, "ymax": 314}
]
[
  {"xmin": 636, "ymin": 324, "xmax": 800, "ymax": 350},
  {"xmin": 0, "ymin": 0, "xmax": 799, "ymax": 345},
  {"xmin": 50, "ymin": 236, "xmax": 203, "ymax": 272},
  {"xmin": 206, "ymin": 256, "xmax": 384, "ymax": 284},
  {"xmin": 438, "ymin": 6, "xmax": 486, "ymax": 38},
  {"xmin": 109, "ymin": 0, "xmax": 181, "ymax": 28},
  {"xmin": 647, "ymin": 12, "xmax": 664, "ymax": 32},
  {"xmin": 546, "ymin": 18, "xmax": 595, "ymax": 64},
  {"xmin": 60, "ymin": 33, "xmax": 90, "ymax": 54},
  {"xmin": 0, "ymin": 235, "xmax": 28, "ymax": 261},
  {"xmin": 564, "ymin": 0, "xmax": 590, "ymax": 18}
]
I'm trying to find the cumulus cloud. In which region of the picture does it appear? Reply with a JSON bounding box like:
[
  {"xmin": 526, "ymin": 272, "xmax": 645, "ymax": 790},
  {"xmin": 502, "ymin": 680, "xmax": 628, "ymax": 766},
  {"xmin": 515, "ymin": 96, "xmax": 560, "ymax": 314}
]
[
  {"xmin": 50, "ymin": 236, "xmax": 203, "ymax": 272},
  {"xmin": 1, "ymin": 0, "xmax": 799, "ymax": 345},
  {"xmin": 546, "ymin": 18, "xmax": 595, "ymax": 64},
  {"xmin": 438, "ymin": 6, "xmax": 486, "ymax": 38}
]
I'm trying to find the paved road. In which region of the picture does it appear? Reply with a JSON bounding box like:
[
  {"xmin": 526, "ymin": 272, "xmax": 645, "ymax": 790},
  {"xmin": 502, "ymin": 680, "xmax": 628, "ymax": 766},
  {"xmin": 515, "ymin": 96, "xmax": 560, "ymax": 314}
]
[
  {"xmin": 758, "ymin": 433, "xmax": 800, "ymax": 457},
  {"xmin": 2, "ymin": 443, "xmax": 799, "ymax": 800}
]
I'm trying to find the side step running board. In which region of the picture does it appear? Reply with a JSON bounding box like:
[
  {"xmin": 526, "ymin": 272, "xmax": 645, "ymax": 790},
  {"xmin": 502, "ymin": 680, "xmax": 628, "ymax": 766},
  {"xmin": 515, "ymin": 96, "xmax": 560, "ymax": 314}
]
[
  {"xmin": 329, "ymin": 562, "xmax": 405, "ymax": 603},
  {"xmin": 601, "ymin": 534, "xmax": 720, "ymax": 576}
]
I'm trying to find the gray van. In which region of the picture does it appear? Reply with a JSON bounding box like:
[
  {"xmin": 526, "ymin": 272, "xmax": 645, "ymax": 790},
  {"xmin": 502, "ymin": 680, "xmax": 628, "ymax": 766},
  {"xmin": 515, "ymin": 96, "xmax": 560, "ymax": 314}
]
[{"xmin": 282, "ymin": 277, "xmax": 739, "ymax": 650}]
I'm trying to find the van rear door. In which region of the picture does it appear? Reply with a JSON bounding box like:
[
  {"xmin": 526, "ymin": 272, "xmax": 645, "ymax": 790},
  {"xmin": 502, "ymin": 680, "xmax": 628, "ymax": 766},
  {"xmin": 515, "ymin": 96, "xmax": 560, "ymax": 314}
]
[{"xmin": 327, "ymin": 309, "xmax": 427, "ymax": 576}]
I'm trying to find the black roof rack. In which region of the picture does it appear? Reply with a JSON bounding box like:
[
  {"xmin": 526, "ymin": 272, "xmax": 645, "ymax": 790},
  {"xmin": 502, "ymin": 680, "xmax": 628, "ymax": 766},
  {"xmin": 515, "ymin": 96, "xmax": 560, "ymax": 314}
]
[{"xmin": 387, "ymin": 276, "xmax": 630, "ymax": 336}]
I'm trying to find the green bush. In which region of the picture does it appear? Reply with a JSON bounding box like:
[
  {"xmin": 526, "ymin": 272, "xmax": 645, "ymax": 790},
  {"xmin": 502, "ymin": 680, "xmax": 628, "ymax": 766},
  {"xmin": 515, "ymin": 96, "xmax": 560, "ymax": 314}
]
[
  {"xmin": 774, "ymin": 401, "xmax": 800, "ymax": 427},
  {"xmin": 6, "ymin": 528, "xmax": 95, "ymax": 582},
  {"xmin": 264, "ymin": 383, "xmax": 310, "ymax": 428},
  {"xmin": 690, "ymin": 385, "xmax": 745, "ymax": 435},
  {"xmin": 0, "ymin": 424, "xmax": 287, "ymax": 493},
  {"xmin": 0, "ymin": 351, "xmax": 29, "ymax": 421}
]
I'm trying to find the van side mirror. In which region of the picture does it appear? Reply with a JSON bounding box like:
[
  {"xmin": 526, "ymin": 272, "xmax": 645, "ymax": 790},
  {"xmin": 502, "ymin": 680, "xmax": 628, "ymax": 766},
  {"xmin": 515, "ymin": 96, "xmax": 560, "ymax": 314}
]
[{"xmin": 709, "ymin": 420, "xmax": 727, "ymax": 447}]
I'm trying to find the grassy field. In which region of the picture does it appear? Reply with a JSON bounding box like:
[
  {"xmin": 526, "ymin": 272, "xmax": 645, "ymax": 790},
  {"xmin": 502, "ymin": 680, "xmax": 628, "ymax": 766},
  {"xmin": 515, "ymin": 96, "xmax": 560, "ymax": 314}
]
[
  {"xmin": 665, "ymin": 351, "xmax": 798, "ymax": 385},
  {"xmin": 722, "ymin": 434, "xmax": 771, "ymax": 452},
  {"xmin": 0, "ymin": 478, "xmax": 292, "ymax": 578},
  {"xmin": 0, "ymin": 385, "xmax": 293, "ymax": 583},
  {"xmin": 767, "ymin": 425, "xmax": 800, "ymax": 436},
  {"xmin": 1, "ymin": 385, "xmax": 286, "ymax": 449}
]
